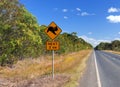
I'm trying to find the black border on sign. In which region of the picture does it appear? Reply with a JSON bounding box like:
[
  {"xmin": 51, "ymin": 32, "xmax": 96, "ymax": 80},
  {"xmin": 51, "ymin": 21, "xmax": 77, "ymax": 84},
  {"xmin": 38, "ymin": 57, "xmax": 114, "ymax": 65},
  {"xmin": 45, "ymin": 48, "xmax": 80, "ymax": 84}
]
[
  {"xmin": 46, "ymin": 40, "xmax": 60, "ymax": 51},
  {"xmin": 45, "ymin": 21, "xmax": 62, "ymax": 40}
]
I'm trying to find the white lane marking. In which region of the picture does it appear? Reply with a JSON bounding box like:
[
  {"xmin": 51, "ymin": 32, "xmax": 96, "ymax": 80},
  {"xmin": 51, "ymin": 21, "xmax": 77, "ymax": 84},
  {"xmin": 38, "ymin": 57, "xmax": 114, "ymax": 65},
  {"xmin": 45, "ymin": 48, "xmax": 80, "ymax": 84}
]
[{"xmin": 94, "ymin": 51, "xmax": 102, "ymax": 87}]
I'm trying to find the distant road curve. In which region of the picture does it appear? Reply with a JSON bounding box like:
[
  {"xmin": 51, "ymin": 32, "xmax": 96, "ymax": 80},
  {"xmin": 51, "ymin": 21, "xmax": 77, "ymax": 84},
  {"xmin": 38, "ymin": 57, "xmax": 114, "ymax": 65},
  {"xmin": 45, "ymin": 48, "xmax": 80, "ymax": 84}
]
[{"xmin": 79, "ymin": 50, "xmax": 120, "ymax": 87}]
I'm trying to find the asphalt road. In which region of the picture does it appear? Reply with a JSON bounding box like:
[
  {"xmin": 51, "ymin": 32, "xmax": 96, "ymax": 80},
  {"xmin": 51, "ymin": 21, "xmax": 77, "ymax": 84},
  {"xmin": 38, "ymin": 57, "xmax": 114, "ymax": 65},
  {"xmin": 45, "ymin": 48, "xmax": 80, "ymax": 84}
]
[{"xmin": 79, "ymin": 50, "xmax": 120, "ymax": 87}]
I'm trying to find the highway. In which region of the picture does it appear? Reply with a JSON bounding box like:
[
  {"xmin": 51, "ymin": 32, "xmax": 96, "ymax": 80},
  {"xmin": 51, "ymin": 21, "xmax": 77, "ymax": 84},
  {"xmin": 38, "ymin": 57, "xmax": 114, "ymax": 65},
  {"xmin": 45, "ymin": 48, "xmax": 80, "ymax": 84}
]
[{"xmin": 79, "ymin": 50, "xmax": 120, "ymax": 87}]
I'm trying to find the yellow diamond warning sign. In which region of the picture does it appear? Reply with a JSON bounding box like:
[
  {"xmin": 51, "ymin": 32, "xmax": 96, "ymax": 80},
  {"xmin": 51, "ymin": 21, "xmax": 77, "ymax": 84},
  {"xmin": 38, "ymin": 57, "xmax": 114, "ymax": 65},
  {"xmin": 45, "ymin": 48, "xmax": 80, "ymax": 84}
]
[
  {"xmin": 46, "ymin": 41, "xmax": 60, "ymax": 50},
  {"xmin": 45, "ymin": 22, "xmax": 62, "ymax": 40}
]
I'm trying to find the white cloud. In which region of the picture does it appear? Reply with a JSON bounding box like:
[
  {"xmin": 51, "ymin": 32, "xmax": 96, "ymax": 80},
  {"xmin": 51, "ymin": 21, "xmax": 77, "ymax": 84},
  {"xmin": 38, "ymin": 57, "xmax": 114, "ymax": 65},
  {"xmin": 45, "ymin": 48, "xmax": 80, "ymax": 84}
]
[
  {"xmin": 79, "ymin": 35, "xmax": 111, "ymax": 47},
  {"xmin": 118, "ymin": 32, "xmax": 120, "ymax": 34},
  {"xmin": 81, "ymin": 12, "xmax": 89, "ymax": 16},
  {"xmin": 62, "ymin": 9, "xmax": 68, "ymax": 12},
  {"xmin": 76, "ymin": 8, "xmax": 81, "ymax": 11},
  {"xmin": 106, "ymin": 15, "xmax": 120, "ymax": 23},
  {"xmin": 108, "ymin": 7, "xmax": 120, "ymax": 13},
  {"xmin": 88, "ymin": 32, "xmax": 92, "ymax": 35},
  {"xmin": 63, "ymin": 16, "xmax": 68, "ymax": 19},
  {"xmin": 114, "ymin": 38, "xmax": 120, "ymax": 40},
  {"xmin": 81, "ymin": 12, "xmax": 95, "ymax": 16}
]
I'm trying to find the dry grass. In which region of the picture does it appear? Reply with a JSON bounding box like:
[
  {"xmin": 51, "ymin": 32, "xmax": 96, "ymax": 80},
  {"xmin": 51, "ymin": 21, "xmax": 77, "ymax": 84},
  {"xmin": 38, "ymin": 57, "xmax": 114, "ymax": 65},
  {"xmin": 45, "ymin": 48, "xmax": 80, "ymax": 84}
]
[
  {"xmin": 0, "ymin": 50, "xmax": 92, "ymax": 87},
  {"xmin": 104, "ymin": 50, "xmax": 120, "ymax": 55},
  {"xmin": 63, "ymin": 50, "xmax": 92, "ymax": 87}
]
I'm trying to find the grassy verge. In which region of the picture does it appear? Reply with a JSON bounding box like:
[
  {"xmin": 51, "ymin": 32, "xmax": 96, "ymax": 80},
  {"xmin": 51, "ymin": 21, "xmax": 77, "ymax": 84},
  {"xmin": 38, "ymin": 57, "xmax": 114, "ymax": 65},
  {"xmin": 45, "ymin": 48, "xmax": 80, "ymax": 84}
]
[
  {"xmin": 104, "ymin": 50, "xmax": 120, "ymax": 55},
  {"xmin": 0, "ymin": 50, "xmax": 92, "ymax": 87},
  {"xmin": 63, "ymin": 50, "xmax": 92, "ymax": 87}
]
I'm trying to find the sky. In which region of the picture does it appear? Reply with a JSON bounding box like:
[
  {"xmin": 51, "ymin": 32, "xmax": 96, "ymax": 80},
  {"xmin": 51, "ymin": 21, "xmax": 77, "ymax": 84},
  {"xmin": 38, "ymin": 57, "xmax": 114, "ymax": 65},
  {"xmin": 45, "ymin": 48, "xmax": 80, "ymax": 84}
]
[{"xmin": 19, "ymin": 0, "xmax": 120, "ymax": 47}]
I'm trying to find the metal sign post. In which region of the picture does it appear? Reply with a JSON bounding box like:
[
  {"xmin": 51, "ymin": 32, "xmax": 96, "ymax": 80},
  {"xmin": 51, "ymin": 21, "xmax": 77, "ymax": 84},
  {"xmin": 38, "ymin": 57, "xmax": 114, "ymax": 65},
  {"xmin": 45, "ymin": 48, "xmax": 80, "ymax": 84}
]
[{"xmin": 52, "ymin": 49, "xmax": 54, "ymax": 79}]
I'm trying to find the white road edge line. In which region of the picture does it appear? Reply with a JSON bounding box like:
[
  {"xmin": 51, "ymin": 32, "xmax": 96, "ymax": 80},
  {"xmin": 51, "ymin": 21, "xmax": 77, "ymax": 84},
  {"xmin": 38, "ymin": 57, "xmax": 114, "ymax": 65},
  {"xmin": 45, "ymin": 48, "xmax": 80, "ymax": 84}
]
[{"xmin": 94, "ymin": 51, "xmax": 102, "ymax": 87}]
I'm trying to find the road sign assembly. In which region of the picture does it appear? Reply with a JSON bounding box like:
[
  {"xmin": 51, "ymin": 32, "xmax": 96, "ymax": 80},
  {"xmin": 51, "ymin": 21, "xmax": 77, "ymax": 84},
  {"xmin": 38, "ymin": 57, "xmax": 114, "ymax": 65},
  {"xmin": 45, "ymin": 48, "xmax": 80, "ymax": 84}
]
[{"xmin": 44, "ymin": 21, "xmax": 62, "ymax": 80}]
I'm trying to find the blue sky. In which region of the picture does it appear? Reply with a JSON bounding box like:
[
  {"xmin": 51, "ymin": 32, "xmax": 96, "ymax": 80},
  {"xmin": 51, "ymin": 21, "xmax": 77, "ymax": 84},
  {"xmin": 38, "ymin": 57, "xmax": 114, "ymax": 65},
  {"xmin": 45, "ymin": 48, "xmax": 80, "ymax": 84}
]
[{"xmin": 20, "ymin": 0, "xmax": 120, "ymax": 46}]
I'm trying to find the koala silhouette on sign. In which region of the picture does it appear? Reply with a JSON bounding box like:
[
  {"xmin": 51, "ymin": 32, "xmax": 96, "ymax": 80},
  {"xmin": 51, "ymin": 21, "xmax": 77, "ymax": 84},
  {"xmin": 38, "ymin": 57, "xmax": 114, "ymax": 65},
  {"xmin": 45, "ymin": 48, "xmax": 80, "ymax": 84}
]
[{"xmin": 47, "ymin": 26, "xmax": 58, "ymax": 35}]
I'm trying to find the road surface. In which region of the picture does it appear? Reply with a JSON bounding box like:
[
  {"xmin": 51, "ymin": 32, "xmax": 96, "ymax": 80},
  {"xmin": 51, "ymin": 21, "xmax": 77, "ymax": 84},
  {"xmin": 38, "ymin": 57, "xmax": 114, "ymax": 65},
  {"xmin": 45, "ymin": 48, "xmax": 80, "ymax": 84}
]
[{"xmin": 79, "ymin": 50, "xmax": 120, "ymax": 87}]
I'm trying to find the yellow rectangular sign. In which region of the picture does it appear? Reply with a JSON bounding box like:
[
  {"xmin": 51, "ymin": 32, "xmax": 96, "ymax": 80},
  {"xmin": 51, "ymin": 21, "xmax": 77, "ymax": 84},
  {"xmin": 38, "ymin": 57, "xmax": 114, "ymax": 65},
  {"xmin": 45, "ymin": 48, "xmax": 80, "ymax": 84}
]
[{"xmin": 46, "ymin": 41, "xmax": 60, "ymax": 50}]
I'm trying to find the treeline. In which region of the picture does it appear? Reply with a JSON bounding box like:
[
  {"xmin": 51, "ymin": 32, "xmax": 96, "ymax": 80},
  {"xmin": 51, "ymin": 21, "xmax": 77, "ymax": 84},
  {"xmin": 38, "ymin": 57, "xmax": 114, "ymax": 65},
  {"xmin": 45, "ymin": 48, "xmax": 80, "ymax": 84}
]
[
  {"xmin": 0, "ymin": 0, "xmax": 92, "ymax": 66},
  {"xmin": 95, "ymin": 40, "xmax": 120, "ymax": 51}
]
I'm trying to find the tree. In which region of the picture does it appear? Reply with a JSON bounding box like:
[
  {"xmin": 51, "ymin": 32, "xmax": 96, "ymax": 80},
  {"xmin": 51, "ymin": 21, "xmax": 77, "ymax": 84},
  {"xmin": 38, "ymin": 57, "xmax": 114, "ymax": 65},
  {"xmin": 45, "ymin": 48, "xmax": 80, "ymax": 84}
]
[
  {"xmin": 0, "ymin": 0, "xmax": 42, "ymax": 66},
  {"xmin": 111, "ymin": 40, "xmax": 120, "ymax": 51},
  {"xmin": 95, "ymin": 40, "xmax": 120, "ymax": 51},
  {"xmin": 55, "ymin": 32, "xmax": 92, "ymax": 54}
]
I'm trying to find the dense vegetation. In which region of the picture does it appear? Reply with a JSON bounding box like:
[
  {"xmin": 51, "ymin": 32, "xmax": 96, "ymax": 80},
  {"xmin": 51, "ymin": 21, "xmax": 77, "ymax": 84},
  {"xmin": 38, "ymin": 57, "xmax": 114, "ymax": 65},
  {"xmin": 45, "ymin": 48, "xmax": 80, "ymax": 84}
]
[
  {"xmin": 95, "ymin": 40, "xmax": 120, "ymax": 51},
  {"xmin": 0, "ymin": 0, "xmax": 92, "ymax": 66}
]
